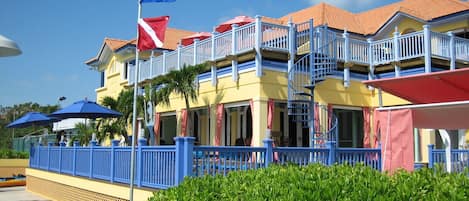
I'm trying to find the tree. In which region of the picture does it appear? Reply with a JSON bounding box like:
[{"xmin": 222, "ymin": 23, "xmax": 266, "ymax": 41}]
[
  {"xmin": 150, "ymin": 63, "xmax": 208, "ymax": 137},
  {"xmin": 99, "ymin": 89, "xmax": 144, "ymax": 144},
  {"xmin": 0, "ymin": 102, "xmax": 59, "ymax": 149}
]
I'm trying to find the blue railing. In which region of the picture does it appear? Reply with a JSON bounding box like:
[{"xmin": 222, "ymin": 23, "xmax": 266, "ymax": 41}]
[
  {"xmin": 30, "ymin": 137, "xmax": 382, "ymax": 189},
  {"xmin": 428, "ymin": 144, "xmax": 469, "ymax": 173}
]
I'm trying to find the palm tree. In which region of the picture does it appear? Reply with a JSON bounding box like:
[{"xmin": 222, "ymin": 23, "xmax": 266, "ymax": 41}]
[
  {"xmin": 150, "ymin": 63, "xmax": 208, "ymax": 137},
  {"xmin": 99, "ymin": 89, "xmax": 144, "ymax": 144},
  {"xmin": 72, "ymin": 122, "xmax": 94, "ymax": 146}
]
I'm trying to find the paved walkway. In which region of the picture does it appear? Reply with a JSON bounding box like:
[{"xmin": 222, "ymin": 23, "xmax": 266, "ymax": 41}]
[{"xmin": 0, "ymin": 186, "xmax": 50, "ymax": 201}]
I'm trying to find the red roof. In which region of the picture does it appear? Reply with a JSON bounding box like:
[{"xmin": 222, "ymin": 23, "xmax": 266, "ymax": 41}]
[{"xmin": 363, "ymin": 68, "xmax": 469, "ymax": 104}]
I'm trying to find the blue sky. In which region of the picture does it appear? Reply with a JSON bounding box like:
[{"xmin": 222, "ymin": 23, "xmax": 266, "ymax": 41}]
[{"xmin": 0, "ymin": 0, "xmax": 397, "ymax": 108}]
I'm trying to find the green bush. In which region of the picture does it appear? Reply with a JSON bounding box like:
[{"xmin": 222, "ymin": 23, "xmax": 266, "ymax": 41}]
[
  {"xmin": 0, "ymin": 149, "xmax": 29, "ymax": 159},
  {"xmin": 149, "ymin": 164, "xmax": 469, "ymax": 201}
]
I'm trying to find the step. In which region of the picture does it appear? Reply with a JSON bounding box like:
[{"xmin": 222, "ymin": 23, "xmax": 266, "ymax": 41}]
[{"xmin": 294, "ymin": 92, "xmax": 312, "ymax": 97}]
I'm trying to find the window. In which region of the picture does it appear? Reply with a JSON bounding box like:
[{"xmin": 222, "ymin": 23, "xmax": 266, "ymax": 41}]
[
  {"xmin": 100, "ymin": 71, "xmax": 105, "ymax": 87},
  {"xmin": 333, "ymin": 108, "xmax": 364, "ymax": 148},
  {"xmin": 123, "ymin": 62, "xmax": 129, "ymax": 80}
]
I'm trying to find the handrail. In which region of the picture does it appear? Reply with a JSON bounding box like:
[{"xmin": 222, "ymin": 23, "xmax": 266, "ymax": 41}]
[{"xmin": 127, "ymin": 23, "xmax": 469, "ymax": 86}]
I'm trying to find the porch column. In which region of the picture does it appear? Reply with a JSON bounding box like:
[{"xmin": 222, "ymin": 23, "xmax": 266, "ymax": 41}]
[
  {"xmin": 211, "ymin": 30, "xmax": 217, "ymax": 86},
  {"xmin": 423, "ymin": 25, "xmax": 432, "ymax": 73},
  {"xmin": 393, "ymin": 27, "xmax": 401, "ymax": 77},
  {"xmin": 177, "ymin": 44, "xmax": 182, "ymax": 70},
  {"xmin": 447, "ymin": 31, "xmax": 456, "ymax": 70},
  {"xmin": 255, "ymin": 15, "xmax": 263, "ymax": 77},
  {"xmin": 232, "ymin": 24, "xmax": 239, "ymax": 81},
  {"xmin": 343, "ymin": 29, "xmax": 351, "ymax": 88},
  {"xmin": 367, "ymin": 38, "xmax": 375, "ymax": 90},
  {"xmin": 251, "ymin": 97, "xmax": 269, "ymax": 146}
]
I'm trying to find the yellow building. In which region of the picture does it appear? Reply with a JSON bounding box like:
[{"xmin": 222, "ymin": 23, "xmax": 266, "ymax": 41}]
[{"xmin": 86, "ymin": 0, "xmax": 469, "ymax": 164}]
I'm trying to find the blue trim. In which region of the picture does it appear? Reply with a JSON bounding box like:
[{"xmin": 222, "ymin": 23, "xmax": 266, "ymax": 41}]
[
  {"xmin": 375, "ymin": 67, "xmax": 445, "ymax": 79},
  {"xmin": 262, "ymin": 60, "xmax": 287, "ymax": 70},
  {"xmin": 330, "ymin": 70, "xmax": 368, "ymax": 80}
]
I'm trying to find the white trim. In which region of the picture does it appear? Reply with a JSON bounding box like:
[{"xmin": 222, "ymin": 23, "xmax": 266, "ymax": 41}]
[
  {"xmin": 376, "ymin": 100, "xmax": 469, "ymax": 111},
  {"xmin": 160, "ymin": 111, "xmax": 176, "ymax": 117},
  {"xmin": 332, "ymin": 105, "xmax": 363, "ymax": 111},
  {"xmin": 138, "ymin": 18, "xmax": 163, "ymax": 48}
]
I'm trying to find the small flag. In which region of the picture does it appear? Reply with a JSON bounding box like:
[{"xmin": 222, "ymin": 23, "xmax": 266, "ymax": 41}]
[
  {"xmin": 140, "ymin": 0, "xmax": 175, "ymax": 3},
  {"xmin": 137, "ymin": 16, "xmax": 170, "ymax": 51}
]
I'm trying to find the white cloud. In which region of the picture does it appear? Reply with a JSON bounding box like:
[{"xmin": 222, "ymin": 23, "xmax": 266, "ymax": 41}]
[{"xmin": 307, "ymin": 0, "xmax": 388, "ymax": 12}]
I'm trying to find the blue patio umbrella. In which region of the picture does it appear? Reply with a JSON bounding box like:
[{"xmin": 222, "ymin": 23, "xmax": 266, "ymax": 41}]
[
  {"xmin": 7, "ymin": 112, "xmax": 59, "ymax": 128},
  {"xmin": 48, "ymin": 99, "xmax": 122, "ymax": 119}
]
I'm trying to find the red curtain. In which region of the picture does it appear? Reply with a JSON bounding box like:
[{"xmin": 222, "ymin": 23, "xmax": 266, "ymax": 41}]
[
  {"xmin": 363, "ymin": 107, "xmax": 371, "ymax": 148},
  {"xmin": 267, "ymin": 99, "xmax": 274, "ymax": 130},
  {"xmin": 215, "ymin": 104, "xmax": 224, "ymax": 146},
  {"xmin": 153, "ymin": 112, "xmax": 161, "ymax": 145},
  {"xmin": 314, "ymin": 103, "xmax": 320, "ymax": 132},
  {"xmin": 180, "ymin": 109, "xmax": 187, "ymax": 137},
  {"xmin": 375, "ymin": 109, "xmax": 414, "ymax": 172},
  {"xmin": 249, "ymin": 99, "xmax": 254, "ymax": 147},
  {"xmin": 327, "ymin": 104, "xmax": 333, "ymax": 129}
]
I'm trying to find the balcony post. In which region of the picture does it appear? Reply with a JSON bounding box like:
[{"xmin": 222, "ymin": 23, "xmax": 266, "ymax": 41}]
[
  {"xmin": 255, "ymin": 15, "xmax": 263, "ymax": 77},
  {"xmin": 193, "ymin": 39, "xmax": 199, "ymax": 65},
  {"xmin": 343, "ymin": 29, "xmax": 350, "ymax": 88},
  {"xmin": 211, "ymin": 30, "xmax": 217, "ymax": 86},
  {"xmin": 393, "ymin": 27, "xmax": 401, "ymax": 77},
  {"xmin": 177, "ymin": 44, "xmax": 182, "ymax": 70},
  {"xmin": 162, "ymin": 50, "xmax": 167, "ymax": 74},
  {"xmin": 428, "ymin": 144, "xmax": 434, "ymax": 169},
  {"xmin": 231, "ymin": 24, "xmax": 239, "ymax": 81},
  {"xmin": 423, "ymin": 25, "xmax": 432, "ymax": 73},
  {"xmin": 447, "ymin": 31, "xmax": 456, "ymax": 70},
  {"xmin": 367, "ymin": 38, "xmax": 374, "ymax": 90},
  {"xmin": 287, "ymin": 18, "xmax": 296, "ymax": 74}
]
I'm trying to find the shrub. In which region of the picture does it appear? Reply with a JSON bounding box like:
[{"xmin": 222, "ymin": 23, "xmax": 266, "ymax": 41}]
[
  {"xmin": 148, "ymin": 164, "xmax": 469, "ymax": 201},
  {"xmin": 0, "ymin": 149, "xmax": 29, "ymax": 159}
]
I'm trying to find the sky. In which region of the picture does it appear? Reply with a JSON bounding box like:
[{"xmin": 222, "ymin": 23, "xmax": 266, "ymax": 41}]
[{"xmin": 0, "ymin": 0, "xmax": 398, "ymax": 108}]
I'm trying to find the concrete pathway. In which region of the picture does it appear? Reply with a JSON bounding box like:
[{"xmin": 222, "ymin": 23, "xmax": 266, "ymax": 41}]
[{"xmin": 0, "ymin": 186, "xmax": 50, "ymax": 201}]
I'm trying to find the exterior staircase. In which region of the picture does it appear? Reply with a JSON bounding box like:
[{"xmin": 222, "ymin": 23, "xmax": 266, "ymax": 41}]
[{"xmin": 288, "ymin": 21, "xmax": 338, "ymax": 147}]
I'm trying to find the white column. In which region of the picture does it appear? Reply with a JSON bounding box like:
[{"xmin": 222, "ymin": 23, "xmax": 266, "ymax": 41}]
[
  {"xmin": 193, "ymin": 39, "xmax": 199, "ymax": 65},
  {"xmin": 438, "ymin": 129, "xmax": 452, "ymax": 173},
  {"xmin": 211, "ymin": 30, "xmax": 217, "ymax": 86},
  {"xmin": 448, "ymin": 31, "xmax": 456, "ymax": 70},
  {"xmin": 423, "ymin": 25, "xmax": 432, "ymax": 73},
  {"xmin": 343, "ymin": 29, "xmax": 350, "ymax": 88},
  {"xmin": 162, "ymin": 50, "xmax": 167, "ymax": 74},
  {"xmin": 177, "ymin": 44, "xmax": 182, "ymax": 70},
  {"xmin": 393, "ymin": 27, "xmax": 401, "ymax": 77},
  {"xmin": 287, "ymin": 18, "xmax": 296, "ymax": 74},
  {"xmin": 367, "ymin": 38, "xmax": 374, "ymax": 90},
  {"xmin": 231, "ymin": 24, "xmax": 239, "ymax": 81},
  {"xmin": 255, "ymin": 15, "xmax": 263, "ymax": 77}
]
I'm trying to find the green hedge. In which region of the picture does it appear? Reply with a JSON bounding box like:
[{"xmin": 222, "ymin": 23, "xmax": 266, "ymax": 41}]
[
  {"xmin": 0, "ymin": 149, "xmax": 29, "ymax": 159},
  {"xmin": 149, "ymin": 164, "xmax": 469, "ymax": 201}
]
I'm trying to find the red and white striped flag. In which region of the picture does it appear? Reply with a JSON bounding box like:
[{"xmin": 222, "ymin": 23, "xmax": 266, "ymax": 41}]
[{"xmin": 137, "ymin": 16, "xmax": 169, "ymax": 51}]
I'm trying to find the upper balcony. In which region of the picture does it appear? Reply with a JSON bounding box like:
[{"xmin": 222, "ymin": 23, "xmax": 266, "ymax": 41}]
[{"xmin": 127, "ymin": 18, "xmax": 469, "ymax": 85}]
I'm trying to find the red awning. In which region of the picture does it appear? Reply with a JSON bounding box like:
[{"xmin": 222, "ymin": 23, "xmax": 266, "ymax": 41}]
[
  {"xmin": 363, "ymin": 68, "xmax": 469, "ymax": 104},
  {"xmin": 215, "ymin": 16, "xmax": 254, "ymax": 33}
]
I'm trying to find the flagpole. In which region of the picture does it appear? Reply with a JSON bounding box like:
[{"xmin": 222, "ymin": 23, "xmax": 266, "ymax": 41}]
[{"xmin": 129, "ymin": 1, "xmax": 142, "ymax": 200}]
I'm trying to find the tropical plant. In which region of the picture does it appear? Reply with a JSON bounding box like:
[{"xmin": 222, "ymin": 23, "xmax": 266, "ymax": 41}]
[
  {"xmin": 149, "ymin": 63, "xmax": 208, "ymax": 137},
  {"xmin": 99, "ymin": 89, "xmax": 144, "ymax": 144},
  {"xmin": 71, "ymin": 122, "xmax": 94, "ymax": 146}
]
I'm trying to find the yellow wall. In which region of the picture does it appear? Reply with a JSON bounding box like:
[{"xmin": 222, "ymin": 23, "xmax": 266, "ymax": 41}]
[
  {"xmin": 27, "ymin": 168, "xmax": 153, "ymax": 201},
  {"xmin": 432, "ymin": 19, "xmax": 469, "ymax": 33}
]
